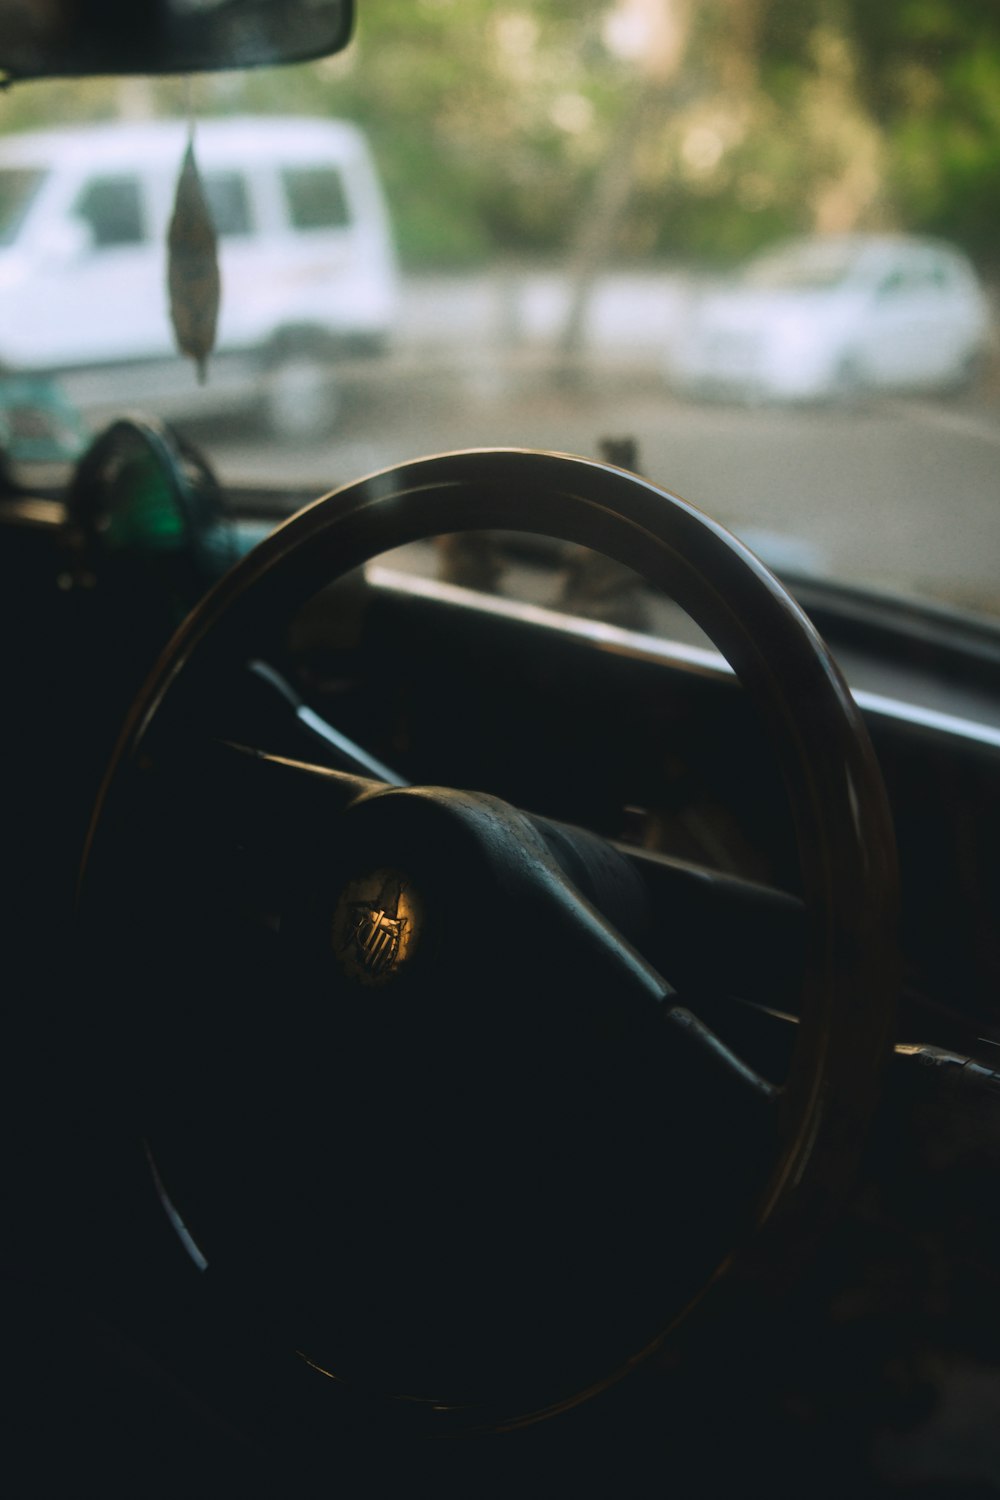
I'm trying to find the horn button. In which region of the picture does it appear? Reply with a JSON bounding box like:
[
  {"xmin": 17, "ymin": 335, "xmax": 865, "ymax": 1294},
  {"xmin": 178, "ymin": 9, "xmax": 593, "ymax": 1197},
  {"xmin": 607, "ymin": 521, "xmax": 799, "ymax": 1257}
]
[
  {"xmin": 321, "ymin": 784, "xmax": 656, "ymax": 1033},
  {"xmin": 332, "ymin": 866, "xmax": 423, "ymax": 986},
  {"xmin": 268, "ymin": 784, "xmax": 684, "ymax": 1397},
  {"xmin": 149, "ymin": 783, "xmax": 709, "ymax": 1409}
]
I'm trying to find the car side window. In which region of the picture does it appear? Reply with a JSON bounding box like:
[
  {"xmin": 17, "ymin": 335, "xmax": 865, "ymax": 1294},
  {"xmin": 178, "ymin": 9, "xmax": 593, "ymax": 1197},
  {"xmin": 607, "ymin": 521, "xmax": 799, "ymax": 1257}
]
[
  {"xmin": 281, "ymin": 166, "xmax": 350, "ymax": 231},
  {"xmin": 74, "ymin": 175, "xmax": 145, "ymax": 248},
  {"xmin": 927, "ymin": 258, "xmax": 954, "ymax": 290},
  {"xmin": 877, "ymin": 268, "xmax": 908, "ymax": 297},
  {"xmin": 878, "ymin": 261, "xmax": 946, "ymax": 298},
  {"xmin": 203, "ymin": 171, "xmax": 253, "ymax": 239},
  {"xmin": 877, "ymin": 266, "xmax": 921, "ymax": 296}
]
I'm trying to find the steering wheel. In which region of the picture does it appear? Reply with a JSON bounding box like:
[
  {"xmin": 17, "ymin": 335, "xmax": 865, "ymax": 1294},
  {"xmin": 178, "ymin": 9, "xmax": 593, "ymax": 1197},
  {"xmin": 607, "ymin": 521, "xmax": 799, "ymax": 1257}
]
[{"xmin": 78, "ymin": 448, "xmax": 898, "ymax": 1440}]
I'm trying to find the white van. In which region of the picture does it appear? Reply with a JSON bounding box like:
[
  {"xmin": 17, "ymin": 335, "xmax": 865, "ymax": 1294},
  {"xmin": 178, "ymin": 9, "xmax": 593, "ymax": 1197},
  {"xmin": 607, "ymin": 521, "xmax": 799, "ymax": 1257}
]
[{"xmin": 0, "ymin": 116, "xmax": 399, "ymax": 437}]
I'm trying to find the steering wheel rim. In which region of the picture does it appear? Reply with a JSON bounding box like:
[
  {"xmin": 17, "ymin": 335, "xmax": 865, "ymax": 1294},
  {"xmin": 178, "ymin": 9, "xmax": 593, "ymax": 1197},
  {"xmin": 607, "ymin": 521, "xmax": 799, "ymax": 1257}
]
[{"xmin": 79, "ymin": 447, "xmax": 898, "ymax": 1432}]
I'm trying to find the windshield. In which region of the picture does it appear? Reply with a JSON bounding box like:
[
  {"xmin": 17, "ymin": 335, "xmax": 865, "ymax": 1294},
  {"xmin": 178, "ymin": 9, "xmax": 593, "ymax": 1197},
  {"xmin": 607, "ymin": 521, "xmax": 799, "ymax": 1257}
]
[{"xmin": 1, "ymin": 2, "xmax": 998, "ymax": 620}]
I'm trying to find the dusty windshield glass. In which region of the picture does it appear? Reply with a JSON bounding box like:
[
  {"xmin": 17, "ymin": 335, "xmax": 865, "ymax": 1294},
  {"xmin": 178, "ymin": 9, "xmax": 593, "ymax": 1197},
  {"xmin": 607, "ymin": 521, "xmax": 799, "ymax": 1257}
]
[{"xmin": 0, "ymin": 1, "xmax": 997, "ymax": 620}]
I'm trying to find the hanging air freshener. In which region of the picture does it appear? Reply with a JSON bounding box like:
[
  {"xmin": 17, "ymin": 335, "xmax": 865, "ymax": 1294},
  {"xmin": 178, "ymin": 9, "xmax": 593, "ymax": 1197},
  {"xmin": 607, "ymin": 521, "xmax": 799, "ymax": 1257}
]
[{"xmin": 167, "ymin": 129, "xmax": 220, "ymax": 384}]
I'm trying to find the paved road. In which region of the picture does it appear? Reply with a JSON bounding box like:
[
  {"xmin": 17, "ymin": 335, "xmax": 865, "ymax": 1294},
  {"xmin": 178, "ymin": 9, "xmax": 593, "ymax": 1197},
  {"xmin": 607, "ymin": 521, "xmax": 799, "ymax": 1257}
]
[{"xmin": 203, "ymin": 362, "xmax": 1000, "ymax": 616}]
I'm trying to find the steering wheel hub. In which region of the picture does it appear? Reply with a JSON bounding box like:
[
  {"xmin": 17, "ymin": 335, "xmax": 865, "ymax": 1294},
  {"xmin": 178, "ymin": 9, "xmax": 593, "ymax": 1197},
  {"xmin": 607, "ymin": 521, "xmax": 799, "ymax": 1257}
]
[{"xmin": 332, "ymin": 867, "xmax": 422, "ymax": 985}]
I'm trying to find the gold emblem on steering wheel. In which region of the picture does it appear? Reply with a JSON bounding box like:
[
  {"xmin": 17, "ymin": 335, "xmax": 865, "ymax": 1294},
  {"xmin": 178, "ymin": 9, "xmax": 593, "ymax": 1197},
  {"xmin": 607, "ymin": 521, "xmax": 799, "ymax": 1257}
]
[{"xmin": 332, "ymin": 868, "xmax": 422, "ymax": 986}]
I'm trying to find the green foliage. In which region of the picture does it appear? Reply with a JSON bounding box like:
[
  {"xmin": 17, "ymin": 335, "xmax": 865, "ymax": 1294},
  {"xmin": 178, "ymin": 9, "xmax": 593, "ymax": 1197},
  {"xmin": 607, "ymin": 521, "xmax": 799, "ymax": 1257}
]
[{"xmin": 0, "ymin": 0, "xmax": 998, "ymax": 269}]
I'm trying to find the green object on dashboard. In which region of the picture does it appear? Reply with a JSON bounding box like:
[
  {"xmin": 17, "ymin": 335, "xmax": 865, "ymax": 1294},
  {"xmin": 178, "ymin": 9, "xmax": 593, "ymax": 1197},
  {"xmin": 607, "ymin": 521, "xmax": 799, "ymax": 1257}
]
[{"xmin": 103, "ymin": 452, "xmax": 186, "ymax": 551}]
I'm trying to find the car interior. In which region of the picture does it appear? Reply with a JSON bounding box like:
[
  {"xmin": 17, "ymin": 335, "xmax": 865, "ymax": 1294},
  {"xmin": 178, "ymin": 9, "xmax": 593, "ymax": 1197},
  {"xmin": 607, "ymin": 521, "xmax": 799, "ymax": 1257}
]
[{"xmin": 2, "ymin": 2, "xmax": 1000, "ymax": 1495}]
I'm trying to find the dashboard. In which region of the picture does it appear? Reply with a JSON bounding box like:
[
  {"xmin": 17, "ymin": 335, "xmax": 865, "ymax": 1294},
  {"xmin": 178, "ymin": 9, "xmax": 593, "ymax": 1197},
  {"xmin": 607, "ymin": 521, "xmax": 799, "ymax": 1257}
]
[{"xmin": 8, "ymin": 468, "xmax": 999, "ymax": 1047}]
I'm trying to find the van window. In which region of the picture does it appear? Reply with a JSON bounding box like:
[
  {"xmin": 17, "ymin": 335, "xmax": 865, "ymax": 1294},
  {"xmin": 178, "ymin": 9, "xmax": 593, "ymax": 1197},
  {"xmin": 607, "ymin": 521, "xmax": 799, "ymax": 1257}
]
[
  {"xmin": 75, "ymin": 176, "xmax": 145, "ymax": 249},
  {"xmin": 203, "ymin": 172, "xmax": 252, "ymax": 239},
  {"xmin": 281, "ymin": 166, "xmax": 350, "ymax": 231},
  {"xmin": 0, "ymin": 168, "xmax": 45, "ymax": 247}
]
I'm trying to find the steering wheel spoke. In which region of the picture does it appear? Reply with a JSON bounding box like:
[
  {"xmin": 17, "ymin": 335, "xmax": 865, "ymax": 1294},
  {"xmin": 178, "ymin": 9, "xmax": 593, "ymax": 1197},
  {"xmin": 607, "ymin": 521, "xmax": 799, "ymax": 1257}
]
[
  {"xmin": 138, "ymin": 737, "xmax": 380, "ymax": 919},
  {"xmin": 616, "ymin": 844, "xmax": 806, "ymax": 1011}
]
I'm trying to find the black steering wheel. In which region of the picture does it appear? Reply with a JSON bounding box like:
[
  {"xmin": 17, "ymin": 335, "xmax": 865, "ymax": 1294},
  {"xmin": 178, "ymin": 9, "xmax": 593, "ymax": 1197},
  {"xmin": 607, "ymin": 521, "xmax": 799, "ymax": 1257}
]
[{"xmin": 78, "ymin": 448, "xmax": 897, "ymax": 1440}]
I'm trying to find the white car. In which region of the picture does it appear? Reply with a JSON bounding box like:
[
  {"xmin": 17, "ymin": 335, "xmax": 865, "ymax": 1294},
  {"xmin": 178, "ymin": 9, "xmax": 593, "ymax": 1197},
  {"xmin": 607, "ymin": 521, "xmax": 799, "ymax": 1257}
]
[
  {"xmin": 666, "ymin": 234, "xmax": 993, "ymax": 403},
  {"xmin": 0, "ymin": 116, "xmax": 399, "ymax": 436}
]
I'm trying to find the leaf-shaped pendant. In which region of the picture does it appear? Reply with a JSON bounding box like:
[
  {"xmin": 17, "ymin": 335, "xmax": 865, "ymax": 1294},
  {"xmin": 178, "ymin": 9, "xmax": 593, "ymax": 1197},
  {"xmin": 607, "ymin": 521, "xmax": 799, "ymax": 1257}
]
[{"xmin": 167, "ymin": 136, "xmax": 220, "ymax": 384}]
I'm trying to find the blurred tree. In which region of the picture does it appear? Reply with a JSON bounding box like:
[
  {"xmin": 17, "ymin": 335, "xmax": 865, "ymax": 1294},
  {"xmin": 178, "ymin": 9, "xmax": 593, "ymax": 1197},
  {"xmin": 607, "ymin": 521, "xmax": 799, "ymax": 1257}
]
[
  {"xmin": 559, "ymin": 0, "xmax": 694, "ymax": 359},
  {"xmin": 847, "ymin": 0, "xmax": 1000, "ymax": 265},
  {"xmin": 0, "ymin": 0, "xmax": 998, "ymax": 269}
]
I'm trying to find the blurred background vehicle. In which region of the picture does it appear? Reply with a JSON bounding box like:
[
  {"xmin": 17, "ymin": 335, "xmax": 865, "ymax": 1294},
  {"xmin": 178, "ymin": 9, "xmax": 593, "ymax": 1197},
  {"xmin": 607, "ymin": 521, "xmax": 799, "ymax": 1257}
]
[
  {"xmin": 665, "ymin": 234, "xmax": 993, "ymax": 403},
  {"xmin": 0, "ymin": 115, "xmax": 398, "ymax": 438}
]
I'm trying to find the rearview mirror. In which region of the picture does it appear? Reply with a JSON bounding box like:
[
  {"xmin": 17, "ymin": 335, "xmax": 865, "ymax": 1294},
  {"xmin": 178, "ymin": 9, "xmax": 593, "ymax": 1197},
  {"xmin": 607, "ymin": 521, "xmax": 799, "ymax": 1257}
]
[{"xmin": 0, "ymin": 0, "xmax": 353, "ymax": 81}]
